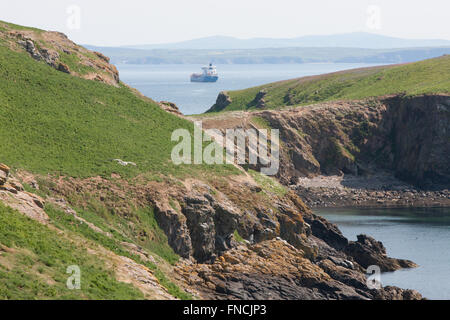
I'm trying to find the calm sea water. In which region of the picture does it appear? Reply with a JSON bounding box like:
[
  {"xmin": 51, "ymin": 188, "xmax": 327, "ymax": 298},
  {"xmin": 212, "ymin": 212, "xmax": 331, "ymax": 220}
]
[
  {"xmin": 116, "ymin": 63, "xmax": 385, "ymax": 115},
  {"xmin": 316, "ymin": 207, "xmax": 450, "ymax": 300}
]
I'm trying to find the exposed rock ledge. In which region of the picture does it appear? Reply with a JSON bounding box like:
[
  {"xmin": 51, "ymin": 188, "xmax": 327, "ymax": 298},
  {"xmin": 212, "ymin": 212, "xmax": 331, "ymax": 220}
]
[
  {"xmin": 0, "ymin": 163, "xmax": 48, "ymax": 223},
  {"xmin": 158, "ymin": 101, "xmax": 183, "ymax": 116},
  {"xmin": 176, "ymin": 238, "xmax": 420, "ymax": 300}
]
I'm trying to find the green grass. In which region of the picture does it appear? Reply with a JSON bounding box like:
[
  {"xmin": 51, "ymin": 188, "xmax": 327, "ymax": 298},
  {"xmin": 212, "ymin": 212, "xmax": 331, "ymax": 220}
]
[
  {"xmin": 58, "ymin": 52, "xmax": 97, "ymax": 75},
  {"xmin": 248, "ymin": 169, "xmax": 287, "ymax": 197},
  {"xmin": 0, "ymin": 21, "xmax": 240, "ymax": 300},
  {"xmin": 74, "ymin": 204, "xmax": 180, "ymax": 265},
  {"xmin": 0, "ymin": 20, "xmax": 44, "ymax": 33},
  {"xmin": 0, "ymin": 202, "xmax": 144, "ymax": 300},
  {"xmin": 44, "ymin": 205, "xmax": 191, "ymax": 299},
  {"xmin": 233, "ymin": 230, "xmax": 245, "ymax": 243},
  {"xmin": 208, "ymin": 55, "xmax": 450, "ymax": 112},
  {"xmin": 0, "ymin": 22, "xmax": 240, "ymax": 300},
  {"xmin": 0, "ymin": 43, "xmax": 237, "ymax": 178},
  {"xmin": 250, "ymin": 116, "xmax": 272, "ymax": 130}
]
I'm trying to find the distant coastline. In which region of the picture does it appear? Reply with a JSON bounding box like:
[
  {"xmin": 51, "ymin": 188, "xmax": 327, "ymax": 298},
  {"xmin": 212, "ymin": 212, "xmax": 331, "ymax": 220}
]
[{"xmin": 85, "ymin": 45, "xmax": 450, "ymax": 65}]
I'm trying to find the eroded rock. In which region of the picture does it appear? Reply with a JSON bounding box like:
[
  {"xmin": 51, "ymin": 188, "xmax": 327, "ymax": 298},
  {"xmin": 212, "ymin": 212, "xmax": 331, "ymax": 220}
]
[
  {"xmin": 159, "ymin": 101, "xmax": 183, "ymax": 116},
  {"xmin": 346, "ymin": 234, "xmax": 418, "ymax": 272},
  {"xmin": 176, "ymin": 239, "xmax": 422, "ymax": 300}
]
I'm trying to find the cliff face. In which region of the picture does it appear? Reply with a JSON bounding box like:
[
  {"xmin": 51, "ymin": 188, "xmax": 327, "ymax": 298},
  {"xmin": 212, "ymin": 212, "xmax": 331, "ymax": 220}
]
[
  {"xmin": 201, "ymin": 94, "xmax": 450, "ymax": 190},
  {"xmin": 382, "ymin": 95, "xmax": 450, "ymax": 187},
  {"xmin": 273, "ymin": 94, "xmax": 450, "ymax": 189}
]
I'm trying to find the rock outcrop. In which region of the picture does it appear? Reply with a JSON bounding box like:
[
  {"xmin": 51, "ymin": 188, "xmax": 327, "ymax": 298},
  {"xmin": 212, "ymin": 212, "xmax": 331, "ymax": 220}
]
[
  {"xmin": 148, "ymin": 179, "xmax": 420, "ymax": 299},
  {"xmin": 176, "ymin": 238, "xmax": 421, "ymax": 300},
  {"xmin": 0, "ymin": 163, "xmax": 48, "ymax": 223},
  {"xmin": 158, "ymin": 101, "xmax": 183, "ymax": 116},
  {"xmin": 0, "ymin": 156, "xmax": 423, "ymax": 301},
  {"xmin": 207, "ymin": 91, "xmax": 232, "ymax": 113},
  {"xmin": 0, "ymin": 22, "xmax": 120, "ymax": 86},
  {"xmin": 300, "ymin": 209, "xmax": 415, "ymax": 273},
  {"xmin": 345, "ymin": 235, "xmax": 417, "ymax": 272},
  {"xmin": 251, "ymin": 90, "xmax": 267, "ymax": 109},
  {"xmin": 0, "ymin": 163, "xmax": 9, "ymax": 185}
]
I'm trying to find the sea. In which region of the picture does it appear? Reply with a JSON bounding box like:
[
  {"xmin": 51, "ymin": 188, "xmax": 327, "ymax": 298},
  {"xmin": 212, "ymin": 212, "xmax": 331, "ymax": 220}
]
[{"xmin": 317, "ymin": 207, "xmax": 450, "ymax": 300}]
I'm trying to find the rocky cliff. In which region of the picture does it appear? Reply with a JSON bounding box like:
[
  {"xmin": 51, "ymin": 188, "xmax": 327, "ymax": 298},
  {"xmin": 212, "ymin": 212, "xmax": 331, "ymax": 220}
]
[
  {"xmin": 264, "ymin": 94, "xmax": 449, "ymax": 187},
  {"xmin": 199, "ymin": 94, "xmax": 450, "ymax": 207}
]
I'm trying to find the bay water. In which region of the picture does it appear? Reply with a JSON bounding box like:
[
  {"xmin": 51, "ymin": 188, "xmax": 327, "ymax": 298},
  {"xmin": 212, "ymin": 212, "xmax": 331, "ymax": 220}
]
[{"xmin": 317, "ymin": 207, "xmax": 450, "ymax": 300}]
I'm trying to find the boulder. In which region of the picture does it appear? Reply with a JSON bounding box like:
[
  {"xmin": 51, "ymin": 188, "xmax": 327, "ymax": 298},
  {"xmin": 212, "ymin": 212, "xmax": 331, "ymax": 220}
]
[{"xmin": 345, "ymin": 234, "xmax": 418, "ymax": 272}]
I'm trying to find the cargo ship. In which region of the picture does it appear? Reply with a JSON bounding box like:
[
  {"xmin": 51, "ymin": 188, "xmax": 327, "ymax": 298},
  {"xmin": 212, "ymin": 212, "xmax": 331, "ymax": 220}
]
[{"xmin": 190, "ymin": 63, "xmax": 219, "ymax": 82}]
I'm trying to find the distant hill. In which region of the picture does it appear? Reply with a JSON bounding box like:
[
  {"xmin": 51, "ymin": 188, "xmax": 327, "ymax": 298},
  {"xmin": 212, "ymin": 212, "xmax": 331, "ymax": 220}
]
[
  {"xmin": 123, "ymin": 32, "xmax": 450, "ymax": 50},
  {"xmin": 84, "ymin": 44, "xmax": 450, "ymax": 65}
]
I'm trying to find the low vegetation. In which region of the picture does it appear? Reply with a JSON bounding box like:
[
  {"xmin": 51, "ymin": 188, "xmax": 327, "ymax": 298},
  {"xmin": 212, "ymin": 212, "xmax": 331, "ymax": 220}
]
[
  {"xmin": 209, "ymin": 55, "xmax": 450, "ymax": 112},
  {"xmin": 248, "ymin": 169, "xmax": 287, "ymax": 198},
  {"xmin": 0, "ymin": 202, "xmax": 144, "ymax": 300},
  {"xmin": 44, "ymin": 205, "xmax": 190, "ymax": 299},
  {"xmin": 0, "ymin": 42, "xmax": 237, "ymax": 178}
]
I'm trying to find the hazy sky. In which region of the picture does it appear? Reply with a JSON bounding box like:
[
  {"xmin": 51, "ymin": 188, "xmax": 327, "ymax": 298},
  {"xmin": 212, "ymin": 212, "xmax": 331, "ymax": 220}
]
[{"xmin": 1, "ymin": 0, "xmax": 449, "ymax": 46}]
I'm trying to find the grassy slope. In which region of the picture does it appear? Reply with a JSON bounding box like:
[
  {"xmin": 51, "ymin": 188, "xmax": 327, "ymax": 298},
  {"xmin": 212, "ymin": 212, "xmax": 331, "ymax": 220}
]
[
  {"xmin": 0, "ymin": 20, "xmax": 44, "ymax": 33},
  {"xmin": 0, "ymin": 43, "xmax": 194, "ymax": 299},
  {"xmin": 208, "ymin": 55, "xmax": 450, "ymax": 112},
  {"xmin": 0, "ymin": 202, "xmax": 144, "ymax": 300},
  {"xmin": 0, "ymin": 43, "xmax": 235, "ymax": 178},
  {"xmin": 0, "ymin": 22, "xmax": 239, "ymax": 299}
]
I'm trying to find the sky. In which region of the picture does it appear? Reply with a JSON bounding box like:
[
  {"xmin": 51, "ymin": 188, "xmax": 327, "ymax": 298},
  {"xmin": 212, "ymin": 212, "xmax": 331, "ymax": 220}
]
[{"xmin": 1, "ymin": 0, "xmax": 449, "ymax": 46}]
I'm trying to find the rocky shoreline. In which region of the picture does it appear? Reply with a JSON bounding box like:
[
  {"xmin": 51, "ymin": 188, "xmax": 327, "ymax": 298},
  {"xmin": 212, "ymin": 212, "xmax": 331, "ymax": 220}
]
[
  {"xmin": 175, "ymin": 214, "xmax": 422, "ymax": 300},
  {"xmin": 293, "ymin": 174, "xmax": 450, "ymax": 208}
]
